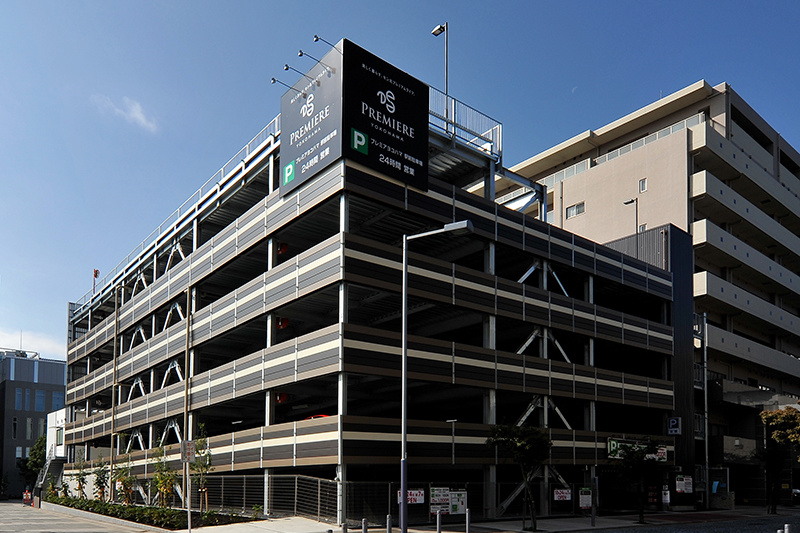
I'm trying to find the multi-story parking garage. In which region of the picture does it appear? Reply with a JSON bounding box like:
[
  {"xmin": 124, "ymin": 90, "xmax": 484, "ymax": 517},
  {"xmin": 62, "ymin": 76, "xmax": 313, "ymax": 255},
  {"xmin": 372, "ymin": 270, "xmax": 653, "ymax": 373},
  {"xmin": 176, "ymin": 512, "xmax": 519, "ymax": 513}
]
[{"xmin": 64, "ymin": 40, "xmax": 688, "ymax": 523}]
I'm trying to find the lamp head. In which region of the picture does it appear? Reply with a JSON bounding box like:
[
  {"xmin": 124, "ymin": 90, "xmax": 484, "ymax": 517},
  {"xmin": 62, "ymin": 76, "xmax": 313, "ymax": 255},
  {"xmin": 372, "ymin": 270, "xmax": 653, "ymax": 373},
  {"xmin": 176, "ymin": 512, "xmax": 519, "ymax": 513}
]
[
  {"xmin": 284, "ymin": 64, "xmax": 290, "ymax": 71},
  {"xmin": 623, "ymin": 198, "xmax": 636, "ymax": 205},
  {"xmin": 270, "ymin": 78, "xmax": 276, "ymax": 84},
  {"xmin": 431, "ymin": 24, "xmax": 446, "ymax": 36},
  {"xmin": 314, "ymin": 35, "xmax": 320, "ymax": 42},
  {"xmin": 443, "ymin": 220, "xmax": 474, "ymax": 236},
  {"xmin": 298, "ymin": 49, "xmax": 304, "ymax": 57}
]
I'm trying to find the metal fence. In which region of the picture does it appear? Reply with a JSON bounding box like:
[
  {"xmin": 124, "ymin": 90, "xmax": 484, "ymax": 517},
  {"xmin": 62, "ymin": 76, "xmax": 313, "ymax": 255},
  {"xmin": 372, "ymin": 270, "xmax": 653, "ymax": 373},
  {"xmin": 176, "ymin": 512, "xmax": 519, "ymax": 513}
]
[{"xmin": 269, "ymin": 475, "xmax": 337, "ymax": 523}]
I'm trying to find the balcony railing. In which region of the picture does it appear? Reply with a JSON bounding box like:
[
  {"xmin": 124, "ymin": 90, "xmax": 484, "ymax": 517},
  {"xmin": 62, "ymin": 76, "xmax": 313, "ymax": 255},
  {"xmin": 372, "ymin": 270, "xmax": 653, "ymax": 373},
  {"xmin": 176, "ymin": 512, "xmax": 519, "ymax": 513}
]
[
  {"xmin": 71, "ymin": 91, "xmax": 502, "ymax": 323},
  {"xmin": 70, "ymin": 115, "xmax": 281, "ymax": 318}
]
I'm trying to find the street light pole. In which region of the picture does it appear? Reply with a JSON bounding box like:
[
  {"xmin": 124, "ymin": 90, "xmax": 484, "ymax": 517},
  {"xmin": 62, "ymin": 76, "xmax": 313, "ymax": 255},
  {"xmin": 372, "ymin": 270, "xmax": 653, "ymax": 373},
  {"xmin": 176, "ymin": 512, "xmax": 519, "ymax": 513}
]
[
  {"xmin": 623, "ymin": 197, "xmax": 639, "ymax": 259},
  {"xmin": 431, "ymin": 22, "xmax": 449, "ymax": 130},
  {"xmin": 400, "ymin": 220, "xmax": 472, "ymax": 533}
]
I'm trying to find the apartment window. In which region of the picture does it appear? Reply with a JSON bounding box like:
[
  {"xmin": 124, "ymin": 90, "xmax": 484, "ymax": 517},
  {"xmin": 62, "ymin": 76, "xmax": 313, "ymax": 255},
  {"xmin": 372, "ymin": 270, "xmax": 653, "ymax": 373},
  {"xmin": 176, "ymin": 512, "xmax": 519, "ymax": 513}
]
[
  {"xmin": 639, "ymin": 223, "xmax": 647, "ymax": 233},
  {"xmin": 26, "ymin": 417, "xmax": 33, "ymax": 440},
  {"xmin": 25, "ymin": 388, "xmax": 30, "ymax": 411},
  {"xmin": 52, "ymin": 391, "xmax": 65, "ymax": 411},
  {"xmin": 25, "ymin": 447, "xmax": 30, "ymax": 458},
  {"xmin": 35, "ymin": 389, "xmax": 46, "ymax": 412},
  {"xmin": 639, "ymin": 177, "xmax": 647, "ymax": 193},
  {"xmin": 15, "ymin": 388, "xmax": 22, "ymax": 410},
  {"xmin": 565, "ymin": 201, "xmax": 585, "ymax": 219},
  {"xmin": 38, "ymin": 418, "xmax": 45, "ymax": 438},
  {"xmin": 56, "ymin": 428, "xmax": 64, "ymax": 446},
  {"xmin": 12, "ymin": 417, "xmax": 17, "ymax": 440},
  {"xmin": 15, "ymin": 446, "xmax": 22, "ymax": 459}
]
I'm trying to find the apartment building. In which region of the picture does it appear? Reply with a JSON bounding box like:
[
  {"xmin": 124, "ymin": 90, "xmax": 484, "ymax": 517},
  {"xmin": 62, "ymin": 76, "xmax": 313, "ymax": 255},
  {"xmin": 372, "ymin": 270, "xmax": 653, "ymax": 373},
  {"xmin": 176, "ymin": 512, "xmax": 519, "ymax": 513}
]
[
  {"xmin": 508, "ymin": 80, "xmax": 800, "ymax": 506},
  {"xmin": 0, "ymin": 350, "xmax": 67, "ymax": 496},
  {"xmin": 64, "ymin": 40, "xmax": 687, "ymax": 522}
]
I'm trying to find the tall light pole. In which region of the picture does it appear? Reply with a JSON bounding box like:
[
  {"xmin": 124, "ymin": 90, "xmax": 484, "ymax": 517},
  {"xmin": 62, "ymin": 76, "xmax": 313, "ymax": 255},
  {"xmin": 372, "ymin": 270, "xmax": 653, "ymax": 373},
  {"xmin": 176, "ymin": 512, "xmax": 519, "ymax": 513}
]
[
  {"xmin": 623, "ymin": 197, "xmax": 639, "ymax": 259},
  {"xmin": 401, "ymin": 220, "xmax": 472, "ymax": 533},
  {"xmin": 431, "ymin": 23, "xmax": 449, "ymax": 130}
]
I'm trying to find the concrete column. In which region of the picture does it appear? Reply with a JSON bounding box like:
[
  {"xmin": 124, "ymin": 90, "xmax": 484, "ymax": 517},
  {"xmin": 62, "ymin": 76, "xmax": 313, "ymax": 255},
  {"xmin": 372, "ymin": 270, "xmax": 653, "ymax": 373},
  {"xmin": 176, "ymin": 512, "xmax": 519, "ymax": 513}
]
[
  {"xmin": 264, "ymin": 469, "xmax": 272, "ymax": 517},
  {"xmin": 340, "ymin": 193, "xmax": 349, "ymax": 233},
  {"xmin": 485, "ymin": 159, "xmax": 496, "ymax": 202},
  {"xmin": 337, "ymin": 464, "xmax": 347, "ymax": 526},
  {"xmin": 267, "ymin": 237, "xmax": 276, "ymax": 271},
  {"xmin": 337, "ymin": 371, "xmax": 347, "ymax": 524},
  {"xmin": 192, "ymin": 219, "xmax": 198, "ymax": 253},
  {"xmin": 268, "ymin": 154, "xmax": 275, "ymax": 194}
]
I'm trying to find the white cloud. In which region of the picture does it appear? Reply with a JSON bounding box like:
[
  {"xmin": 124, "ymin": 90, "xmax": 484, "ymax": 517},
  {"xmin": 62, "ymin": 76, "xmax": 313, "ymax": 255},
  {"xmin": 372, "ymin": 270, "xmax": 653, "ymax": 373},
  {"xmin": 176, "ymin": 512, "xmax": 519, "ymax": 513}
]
[
  {"xmin": 92, "ymin": 94, "xmax": 158, "ymax": 133},
  {"xmin": 571, "ymin": 86, "xmax": 578, "ymax": 94},
  {"xmin": 0, "ymin": 328, "xmax": 66, "ymax": 361}
]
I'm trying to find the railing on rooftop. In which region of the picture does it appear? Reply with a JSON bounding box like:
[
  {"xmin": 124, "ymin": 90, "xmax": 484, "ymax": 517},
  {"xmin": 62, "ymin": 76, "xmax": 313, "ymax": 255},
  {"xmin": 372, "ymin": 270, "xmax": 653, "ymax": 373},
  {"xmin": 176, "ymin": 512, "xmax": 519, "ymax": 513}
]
[
  {"xmin": 70, "ymin": 91, "xmax": 501, "ymax": 322},
  {"xmin": 70, "ymin": 115, "xmax": 281, "ymax": 317},
  {"xmin": 429, "ymin": 87, "xmax": 502, "ymax": 157},
  {"xmin": 497, "ymin": 113, "xmax": 707, "ymax": 213},
  {"xmin": 595, "ymin": 113, "xmax": 705, "ymax": 165}
]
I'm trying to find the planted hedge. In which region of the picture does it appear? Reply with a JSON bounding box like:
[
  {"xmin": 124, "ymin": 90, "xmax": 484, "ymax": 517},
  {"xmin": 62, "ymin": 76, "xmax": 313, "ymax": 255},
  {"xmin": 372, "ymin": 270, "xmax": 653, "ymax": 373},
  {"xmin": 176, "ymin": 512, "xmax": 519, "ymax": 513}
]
[{"xmin": 45, "ymin": 496, "xmax": 255, "ymax": 530}]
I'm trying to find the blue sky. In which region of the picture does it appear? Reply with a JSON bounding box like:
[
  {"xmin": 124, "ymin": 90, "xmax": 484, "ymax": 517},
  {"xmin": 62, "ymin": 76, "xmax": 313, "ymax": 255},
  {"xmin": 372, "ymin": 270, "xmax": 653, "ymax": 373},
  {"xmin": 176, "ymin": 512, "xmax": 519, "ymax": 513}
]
[{"xmin": 1, "ymin": 0, "xmax": 799, "ymax": 360}]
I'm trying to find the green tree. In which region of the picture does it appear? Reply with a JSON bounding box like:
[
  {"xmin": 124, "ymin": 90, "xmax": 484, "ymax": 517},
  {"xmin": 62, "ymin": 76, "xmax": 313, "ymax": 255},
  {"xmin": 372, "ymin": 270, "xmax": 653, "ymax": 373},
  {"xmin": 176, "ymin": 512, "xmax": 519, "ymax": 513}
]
[
  {"xmin": 486, "ymin": 425, "xmax": 551, "ymax": 531},
  {"xmin": 93, "ymin": 456, "xmax": 109, "ymax": 502},
  {"xmin": 761, "ymin": 407, "xmax": 800, "ymax": 449},
  {"xmin": 17, "ymin": 435, "xmax": 47, "ymax": 489},
  {"xmin": 152, "ymin": 445, "xmax": 177, "ymax": 507},
  {"xmin": 613, "ymin": 440, "xmax": 662, "ymax": 524},
  {"xmin": 74, "ymin": 456, "xmax": 89, "ymax": 500},
  {"xmin": 27, "ymin": 435, "xmax": 47, "ymax": 475},
  {"xmin": 190, "ymin": 423, "xmax": 214, "ymax": 512},
  {"xmin": 760, "ymin": 407, "xmax": 800, "ymax": 513},
  {"xmin": 113, "ymin": 454, "xmax": 136, "ymax": 505},
  {"xmin": 45, "ymin": 474, "xmax": 57, "ymax": 501}
]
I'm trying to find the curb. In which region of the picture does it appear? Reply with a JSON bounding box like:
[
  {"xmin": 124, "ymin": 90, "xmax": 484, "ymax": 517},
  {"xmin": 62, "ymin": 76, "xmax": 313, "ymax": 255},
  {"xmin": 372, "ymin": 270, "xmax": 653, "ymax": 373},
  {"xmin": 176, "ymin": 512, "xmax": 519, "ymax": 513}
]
[{"xmin": 40, "ymin": 501, "xmax": 171, "ymax": 532}]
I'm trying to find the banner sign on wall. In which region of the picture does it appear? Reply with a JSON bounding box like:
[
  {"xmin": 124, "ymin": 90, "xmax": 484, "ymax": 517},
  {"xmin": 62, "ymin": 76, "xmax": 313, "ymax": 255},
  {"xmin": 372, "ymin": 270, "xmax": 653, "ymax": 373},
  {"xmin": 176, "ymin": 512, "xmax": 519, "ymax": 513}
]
[
  {"xmin": 342, "ymin": 40, "xmax": 429, "ymax": 190},
  {"xmin": 279, "ymin": 39, "xmax": 428, "ymax": 197},
  {"xmin": 279, "ymin": 45, "xmax": 344, "ymax": 197}
]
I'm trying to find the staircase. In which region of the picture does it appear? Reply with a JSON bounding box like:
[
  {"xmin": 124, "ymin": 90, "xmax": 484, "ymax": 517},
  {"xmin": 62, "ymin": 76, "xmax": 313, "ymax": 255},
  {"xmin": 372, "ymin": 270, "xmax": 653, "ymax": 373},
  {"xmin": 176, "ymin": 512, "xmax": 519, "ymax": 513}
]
[{"xmin": 36, "ymin": 445, "xmax": 66, "ymax": 491}]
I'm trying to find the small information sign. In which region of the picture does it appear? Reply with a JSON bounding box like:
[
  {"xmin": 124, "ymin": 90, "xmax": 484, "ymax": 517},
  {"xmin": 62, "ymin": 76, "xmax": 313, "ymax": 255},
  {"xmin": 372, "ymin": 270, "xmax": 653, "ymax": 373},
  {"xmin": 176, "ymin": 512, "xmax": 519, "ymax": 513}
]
[
  {"xmin": 450, "ymin": 491, "xmax": 467, "ymax": 515},
  {"xmin": 579, "ymin": 488, "xmax": 592, "ymax": 509},
  {"xmin": 181, "ymin": 440, "xmax": 196, "ymax": 463},
  {"xmin": 397, "ymin": 489, "xmax": 425, "ymax": 504},
  {"xmin": 553, "ymin": 489, "xmax": 572, "ymax": 501}
]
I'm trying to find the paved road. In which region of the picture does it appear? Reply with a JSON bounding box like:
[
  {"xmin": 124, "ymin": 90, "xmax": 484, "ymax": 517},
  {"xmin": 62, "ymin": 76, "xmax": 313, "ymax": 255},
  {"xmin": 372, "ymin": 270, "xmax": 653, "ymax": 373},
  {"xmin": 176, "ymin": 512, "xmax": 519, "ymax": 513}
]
[
  {"xmin": 0, "ymin": 501, "xmax": 153, "ymax": 533},
  {"xmin": 569, "ymin": 511, "xmax": 800, "ymax": 533}
]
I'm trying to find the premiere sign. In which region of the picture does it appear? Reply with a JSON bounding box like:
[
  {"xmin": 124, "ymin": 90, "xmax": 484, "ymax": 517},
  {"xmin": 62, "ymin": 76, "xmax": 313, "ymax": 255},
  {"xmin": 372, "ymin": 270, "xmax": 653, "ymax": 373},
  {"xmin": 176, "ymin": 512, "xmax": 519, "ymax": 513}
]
[
  {"xmin": 342, "ymin": 40, "xmax": 428, "ymax": 190},
  {"xmin": 279, "ymin": 39, "xmax": 428, "ymax": 196},
  {"xmin": 279, "ymin": 45, "xmax": 343, "ymax": 197}
]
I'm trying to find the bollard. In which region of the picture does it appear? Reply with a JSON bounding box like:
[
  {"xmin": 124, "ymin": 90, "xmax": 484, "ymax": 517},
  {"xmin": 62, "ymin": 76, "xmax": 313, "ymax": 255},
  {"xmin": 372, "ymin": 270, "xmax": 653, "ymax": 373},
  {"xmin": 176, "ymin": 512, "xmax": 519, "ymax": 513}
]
[
  {"xmin": 465, "ymin": 508, "xmax": 470, "ymax": 533},
  {"xmin": 362, "ymin": 518, "xmax": 368, "ymax": 533},
  {"xmin": 786, "ymin": 525, "xmax": 791, "ymax": 533},
  {"xmin": 386, "ymin": 514, "xmax": 392, "ymax": 533},
  {"xmin": 436, "ymin": 509, "xmax": 441, "ymax": 533},
  {"xmin": 343, "ymin": 523, "xmax": 348, "ymax": 533}
]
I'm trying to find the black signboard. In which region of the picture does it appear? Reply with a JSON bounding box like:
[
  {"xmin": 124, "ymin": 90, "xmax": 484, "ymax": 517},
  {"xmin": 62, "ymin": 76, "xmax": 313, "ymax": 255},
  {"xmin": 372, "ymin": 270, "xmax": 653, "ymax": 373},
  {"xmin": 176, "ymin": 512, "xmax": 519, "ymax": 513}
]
[
  {"xmin": 342, "ymin": 40, "xmax": 429, "ymax": 190},
  {"xmin": 279, "ymin": 39, "xmax": 428, "ymax": 196},
  {"xmin": 279, "ymin": 46, "xmax": 343, "ymax": 197}
]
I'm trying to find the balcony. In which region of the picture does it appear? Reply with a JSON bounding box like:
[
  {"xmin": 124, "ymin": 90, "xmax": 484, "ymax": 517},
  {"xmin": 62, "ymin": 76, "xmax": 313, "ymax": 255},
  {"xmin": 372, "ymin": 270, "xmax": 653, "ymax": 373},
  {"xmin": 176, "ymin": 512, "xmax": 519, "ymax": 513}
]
[{"xmin": 721, "ymin": 379, "xmax": 800, "ymax": 409}]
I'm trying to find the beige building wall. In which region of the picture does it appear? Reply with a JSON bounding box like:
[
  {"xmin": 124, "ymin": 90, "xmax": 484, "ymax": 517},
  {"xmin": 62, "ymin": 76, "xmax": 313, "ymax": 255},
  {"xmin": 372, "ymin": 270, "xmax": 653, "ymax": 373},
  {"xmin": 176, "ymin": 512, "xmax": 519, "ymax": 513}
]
[{"xmin": 553, "ymin": 130, "xmax": 690, "ymax": 243}]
